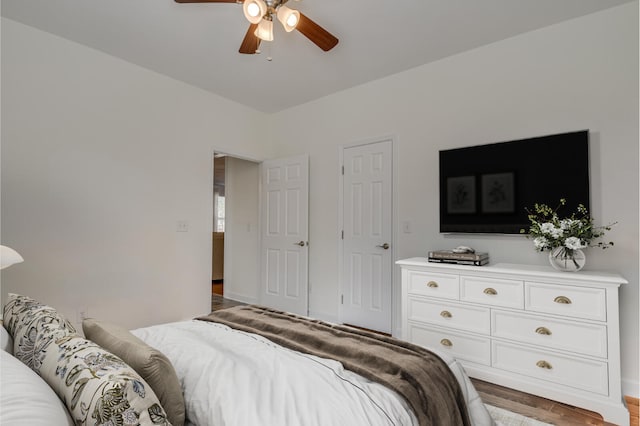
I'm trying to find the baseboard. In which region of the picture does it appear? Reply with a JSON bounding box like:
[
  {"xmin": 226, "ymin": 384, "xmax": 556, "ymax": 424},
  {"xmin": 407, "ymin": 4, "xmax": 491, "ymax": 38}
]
[
  {"xmin": 308, "ymin": 309, "xmax": 339, "ymax": 324},
  {"xmin": 623, "ymin": 378, "xmax": 640, "ymax": 398},
  {"xmin": 221, "ymin": 291, "xmax": 257, "ymax": 305}
]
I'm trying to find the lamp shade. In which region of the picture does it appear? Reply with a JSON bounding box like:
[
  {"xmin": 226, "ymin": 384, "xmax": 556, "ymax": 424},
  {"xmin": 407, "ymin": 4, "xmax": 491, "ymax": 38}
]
[
  {"xmin": 0, "ymin": 245, "xmax": 24, "ymax": 270},
  {"xmin": 243, "ymin": 0, "xmax": 267, "ymax": 24},
  {"xmin": 254, "ymin": 19, "xmax": 274, "ymax": 41},
  {"xmin": 276, "ymin": 5, "xmax": 300, "ymax": 32}
]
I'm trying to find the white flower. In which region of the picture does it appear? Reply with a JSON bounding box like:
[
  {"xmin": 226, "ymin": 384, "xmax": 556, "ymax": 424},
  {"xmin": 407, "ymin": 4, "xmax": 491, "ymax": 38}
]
[
  {"xmin": 541, "ymin": 222, "xmax": 563, "ymax": 238},
  {"xmin": 540, "ymin": 223, "xmax": 555, "ymax": 234},
  {"xmin": 533, "ymin": 237, "xmax": 549, "ymax": 249},
  {"xmin": 551, "ymin": 227, "xmax": 564, "ymax": 239},
  {"xmin": 564, "ymin": 237, "xmax": 586, "ymax": 250},
  {"xmin": 559, "ymin": 219, "xmax": 574, "ymax": 230}
]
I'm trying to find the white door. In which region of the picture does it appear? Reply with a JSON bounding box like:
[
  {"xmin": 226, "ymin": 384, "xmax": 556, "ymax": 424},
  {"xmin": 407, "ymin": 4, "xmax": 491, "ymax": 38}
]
[
  {"xmin": 341, "ymin": 140, "xmax": 393, "ymax": 333},
  {"xmin": 259, "ymin": 155, "xmax": 309, "ymax": 316}
]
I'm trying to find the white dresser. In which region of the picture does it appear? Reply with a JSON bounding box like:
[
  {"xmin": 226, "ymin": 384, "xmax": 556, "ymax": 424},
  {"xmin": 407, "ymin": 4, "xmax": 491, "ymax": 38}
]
[{"xmin": 397, "ymin": 258, "xmax": 629, "ymax": 425}]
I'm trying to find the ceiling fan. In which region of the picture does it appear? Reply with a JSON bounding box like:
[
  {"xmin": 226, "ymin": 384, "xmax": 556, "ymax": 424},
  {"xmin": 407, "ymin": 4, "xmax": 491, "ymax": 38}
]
[{"xmin": 175, "ymin": 0, "xmax": 339, "ymax": 54}]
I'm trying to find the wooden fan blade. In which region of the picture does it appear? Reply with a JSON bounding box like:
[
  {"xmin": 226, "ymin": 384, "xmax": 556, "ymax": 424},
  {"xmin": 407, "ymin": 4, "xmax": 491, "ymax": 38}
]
[
  {"xmin": 239, "ymin": 23, "xmax": 261, "ymax": 54},
  {"xmin": 296, "ymin": 12, "xmax": 338, "ymax": 52},
  {"xmin": 175, "ymin": 0, "xmax": 240, "ymax": 3}
]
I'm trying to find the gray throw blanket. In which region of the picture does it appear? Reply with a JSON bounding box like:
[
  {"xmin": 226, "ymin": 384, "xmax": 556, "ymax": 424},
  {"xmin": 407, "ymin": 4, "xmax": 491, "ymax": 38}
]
[{"xmin": 197, "ymin": 305, "xmax": 471, "ymax": 426}]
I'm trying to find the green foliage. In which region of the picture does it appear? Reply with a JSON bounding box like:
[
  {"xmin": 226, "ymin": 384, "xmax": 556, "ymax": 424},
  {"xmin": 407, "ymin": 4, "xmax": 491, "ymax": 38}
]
[{"xmin": 520, "ymin": 198, "xmax": 616, "ymax": 254}]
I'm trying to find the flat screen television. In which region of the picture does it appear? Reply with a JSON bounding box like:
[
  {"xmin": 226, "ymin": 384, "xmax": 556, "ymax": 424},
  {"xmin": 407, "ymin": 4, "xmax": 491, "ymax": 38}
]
[{"xmin": 439, "ymin": 130, "xmax": 590, "ymax": 234}]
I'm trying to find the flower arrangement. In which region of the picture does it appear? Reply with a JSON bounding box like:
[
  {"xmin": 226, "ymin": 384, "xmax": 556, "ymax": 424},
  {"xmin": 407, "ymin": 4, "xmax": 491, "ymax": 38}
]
[{"xmin": 520, "ymin": 199, "xmax": 616, "ymax": 258}]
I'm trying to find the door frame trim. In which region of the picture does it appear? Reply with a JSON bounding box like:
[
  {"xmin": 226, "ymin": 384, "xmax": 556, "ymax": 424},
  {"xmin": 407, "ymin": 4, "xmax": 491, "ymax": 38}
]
[{"xmin": 337, "ymin": 135, "xmax": 399, "ymax": 335}]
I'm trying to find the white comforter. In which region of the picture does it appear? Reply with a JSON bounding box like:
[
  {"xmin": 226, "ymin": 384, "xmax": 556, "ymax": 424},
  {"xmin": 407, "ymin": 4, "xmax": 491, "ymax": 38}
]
[{"xmin": 132, "ymin": 320, "xmax": 494, "ymax": 426}]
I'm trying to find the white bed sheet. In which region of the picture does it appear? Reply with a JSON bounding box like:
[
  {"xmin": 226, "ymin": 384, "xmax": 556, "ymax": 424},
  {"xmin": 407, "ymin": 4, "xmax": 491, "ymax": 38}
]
[{"xmin": 132, "ymin": 319, "xmax": 494, "ymax": 426}]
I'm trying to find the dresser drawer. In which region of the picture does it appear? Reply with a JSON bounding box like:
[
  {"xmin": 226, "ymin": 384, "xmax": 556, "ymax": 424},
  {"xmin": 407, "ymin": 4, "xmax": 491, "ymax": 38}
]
[
  {"xmin": 406, "ymin": 270, "xmax": 459, "ymax": 300},
  {"xmin": 407, "ymin": 297, "xmax": 490, "ymax": 335},
  {"xmin": 460, "ymin": 276, "xmax": 523, "ymax": 309},
  {"xmin": 408, "ymin": 323, "xmax": 491, "ymax": 366},
  {"xmin": 492, "ymin": 341, "xmax": 609, "ymax": 395},
  {"xmin": 492, "ymin": 310, "xmax": 607, "ymax": 358},
  {"xmin": 525, "ymin": 282, "xmax": 606, "ymax": 321}
]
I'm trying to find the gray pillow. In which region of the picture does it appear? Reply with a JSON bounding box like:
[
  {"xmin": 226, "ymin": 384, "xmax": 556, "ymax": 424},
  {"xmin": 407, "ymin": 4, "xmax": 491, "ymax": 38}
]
[{"xmin": 83, "ymin": 318, "xmax": 185, "ymax": 426}]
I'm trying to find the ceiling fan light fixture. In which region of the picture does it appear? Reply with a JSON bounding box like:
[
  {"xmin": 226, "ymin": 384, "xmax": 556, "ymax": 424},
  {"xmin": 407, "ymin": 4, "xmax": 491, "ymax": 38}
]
[
  {"xmin": 243, "ymin": 0, "xmax": 266, "ymax": 24},
  {"xmin": 254, "ymin": 18, "xmax": 274, "ymax": 41},
  {"xmin": 276, "ymin": 5, "xmax": 300, "ymax": 32}
]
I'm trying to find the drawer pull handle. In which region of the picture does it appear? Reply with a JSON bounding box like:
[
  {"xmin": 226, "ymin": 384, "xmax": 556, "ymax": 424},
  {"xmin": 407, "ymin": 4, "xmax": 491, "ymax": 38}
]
[
  {"xmin": 536, "ymin": 360, "xmax": 553, "ymax": 370},
  {"xmin": 554, "ymin": 296, "xmax": 572, "ymax": 304},
  {"xmin": 440, "ymin": 310, "xmax": 452, "ymax": 318},
  {"xmin": 483, "ymin": 287, "xmax": 497, "ymax": 295},
  {"xmin": 535, "ymin": 327, "xmax": 552, "ymax": 336},
  {"xmin": 427, "ymin": 281, "xmax": 439, "ymax": 288},
  {"xmin": 440, "ymin": 339, "xmax": 453, "ymax": 347}
]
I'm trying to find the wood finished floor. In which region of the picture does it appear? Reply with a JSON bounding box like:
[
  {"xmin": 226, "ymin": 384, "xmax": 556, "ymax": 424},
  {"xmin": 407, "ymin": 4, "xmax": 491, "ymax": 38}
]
[
  {"xmin": 211, "ymin": 294, "xmax": 638, "ymax": 426},
  {"xmin": 472, "ymin": 378, "xmax": 638, "ymax": 426}
]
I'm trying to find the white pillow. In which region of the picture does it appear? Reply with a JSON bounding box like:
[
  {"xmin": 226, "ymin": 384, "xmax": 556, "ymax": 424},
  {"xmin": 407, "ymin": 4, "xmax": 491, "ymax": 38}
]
[
  {"xmin": 0, "ymin": 350, "xmax": 74, "ymax": 425},
  {"xmin": 1, "ymin": 324, "xmax": 13, "ymax": 353}
]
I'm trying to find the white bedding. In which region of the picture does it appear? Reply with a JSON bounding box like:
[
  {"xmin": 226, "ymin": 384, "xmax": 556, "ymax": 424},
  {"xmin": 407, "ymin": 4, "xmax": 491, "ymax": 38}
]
[{"xmin": 132, "ymin": 319, "xmax": 494, "ymax": 426}]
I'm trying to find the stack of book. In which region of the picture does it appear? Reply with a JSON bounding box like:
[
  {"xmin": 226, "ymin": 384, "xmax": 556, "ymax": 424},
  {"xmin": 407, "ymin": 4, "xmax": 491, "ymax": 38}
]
[{"xmin": 428, "ymin": 250, "xmax": 489, "ymax": 266}]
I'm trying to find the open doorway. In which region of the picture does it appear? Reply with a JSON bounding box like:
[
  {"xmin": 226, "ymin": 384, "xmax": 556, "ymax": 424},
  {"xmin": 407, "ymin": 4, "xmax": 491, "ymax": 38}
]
[
  {"xmin": 211, "ymin": 152, "xmax": 261, "ymax": 303},
  {"xmin": 212, "ymin": 154, "xmax": 226, "ymax": 295}
]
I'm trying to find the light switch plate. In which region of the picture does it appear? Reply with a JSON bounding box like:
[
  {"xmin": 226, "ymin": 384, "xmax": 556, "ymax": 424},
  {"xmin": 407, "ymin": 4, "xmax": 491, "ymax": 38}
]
[{"xmin": 402, "ymin": 221, "xmax": 412, "ymax": 233}]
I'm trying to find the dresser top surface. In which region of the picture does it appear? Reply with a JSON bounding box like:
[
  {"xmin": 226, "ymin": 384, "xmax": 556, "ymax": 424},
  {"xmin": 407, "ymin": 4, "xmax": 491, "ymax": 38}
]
[{"xmin": 396, "ymin": 257, "xmax": 628, "ymax": 285}]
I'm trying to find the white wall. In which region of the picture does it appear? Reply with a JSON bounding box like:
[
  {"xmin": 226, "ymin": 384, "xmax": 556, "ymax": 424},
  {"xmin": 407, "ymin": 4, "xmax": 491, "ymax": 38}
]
[
  {"xmin": 0, "ymin": 18, "xmax": 272, "ymax": 329},
  {"xmin": 223, "ymin": 156, "xmax": 260, "ymax": 303},
  {"xmin": 269, "ymin": 3, "xmax": 639, "ymax": 395}
]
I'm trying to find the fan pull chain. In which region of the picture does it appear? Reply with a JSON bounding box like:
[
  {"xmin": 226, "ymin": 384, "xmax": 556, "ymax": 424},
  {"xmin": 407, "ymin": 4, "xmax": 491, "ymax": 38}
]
[{"xmin": 266, "ymin": 42, "xmax": 273, "ymax": 61}]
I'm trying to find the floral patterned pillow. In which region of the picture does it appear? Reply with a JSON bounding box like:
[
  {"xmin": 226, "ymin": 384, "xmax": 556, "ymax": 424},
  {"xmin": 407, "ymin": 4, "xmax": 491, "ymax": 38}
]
[
  {"xmin": 2, "ymin": 294, "xmax": 172, "ymax": 426},
  {"xmin": 3, "ymin": 293, "xmax": 77, "ymax": 369},
  {"xmin": 39, "ymin": 335, "xmax": 172, "ymax": 425}
]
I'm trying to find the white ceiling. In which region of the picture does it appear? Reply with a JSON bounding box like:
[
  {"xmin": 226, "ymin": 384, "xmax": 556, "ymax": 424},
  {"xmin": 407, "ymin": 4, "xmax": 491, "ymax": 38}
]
[{"xmin": 1, "ymin": 0, "xmax": 633, "ymax": 113}]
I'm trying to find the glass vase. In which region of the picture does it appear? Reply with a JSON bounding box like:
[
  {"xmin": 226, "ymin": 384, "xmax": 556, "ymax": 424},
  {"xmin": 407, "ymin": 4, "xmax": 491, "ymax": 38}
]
[{"xmin": 548, "ymin": 247, "xmax": 586, "ymax": 272}]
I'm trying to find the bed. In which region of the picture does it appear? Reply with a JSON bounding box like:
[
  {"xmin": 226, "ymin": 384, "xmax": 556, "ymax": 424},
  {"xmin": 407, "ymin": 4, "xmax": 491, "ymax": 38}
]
[{"xmin": 2, "ymin": 293, "xmax": 495, "ymax": 426}]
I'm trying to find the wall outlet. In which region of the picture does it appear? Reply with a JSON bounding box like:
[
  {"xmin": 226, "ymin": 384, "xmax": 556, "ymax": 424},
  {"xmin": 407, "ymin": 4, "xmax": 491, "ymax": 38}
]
[
  {"xmin": 176, "ymin": 220, "xmax": 189, "ymax": 232},
  {"xmin": 402, "ymin": 221, "xmax": 412, "ymax": 233}
]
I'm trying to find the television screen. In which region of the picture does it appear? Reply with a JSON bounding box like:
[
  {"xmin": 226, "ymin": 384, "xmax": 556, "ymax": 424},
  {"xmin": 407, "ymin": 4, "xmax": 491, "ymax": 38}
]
[{"xmin": 439, "ymin": 130, "xmax": 590, "ymax": 234}]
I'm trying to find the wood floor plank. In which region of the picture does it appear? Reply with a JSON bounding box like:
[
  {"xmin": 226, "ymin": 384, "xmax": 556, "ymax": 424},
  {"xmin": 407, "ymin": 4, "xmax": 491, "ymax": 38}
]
[
  {"xmin": 626, "ymin": 396, "xmax": 640, "ymax": 426},
  {"xmin": 472, "ymin": 378, "xmax": 638, "ymax": 426}
]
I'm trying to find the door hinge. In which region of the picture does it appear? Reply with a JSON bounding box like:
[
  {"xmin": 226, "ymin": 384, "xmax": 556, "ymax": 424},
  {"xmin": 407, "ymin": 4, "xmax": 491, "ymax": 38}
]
[
  {"xmin": 341, "ymin": 294, "xmax": 344, "ymax": 304},
  {"xmin": 341, "ymin": 230, "xmax": 344, "ymax": 239},
  {"xmin": 341, "ymin": 165, "xmax": 344, "ymax": 175}
]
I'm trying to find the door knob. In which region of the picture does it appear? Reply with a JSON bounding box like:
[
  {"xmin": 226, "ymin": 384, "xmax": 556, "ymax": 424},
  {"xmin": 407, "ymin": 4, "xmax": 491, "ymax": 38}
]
[
  {"xmin": 376, "ymin": 243, "xmax": 390, "ymax": 250},
  {"xmin": 293, "ymin": 241, "xmax": 307, "ymax": 247}
]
